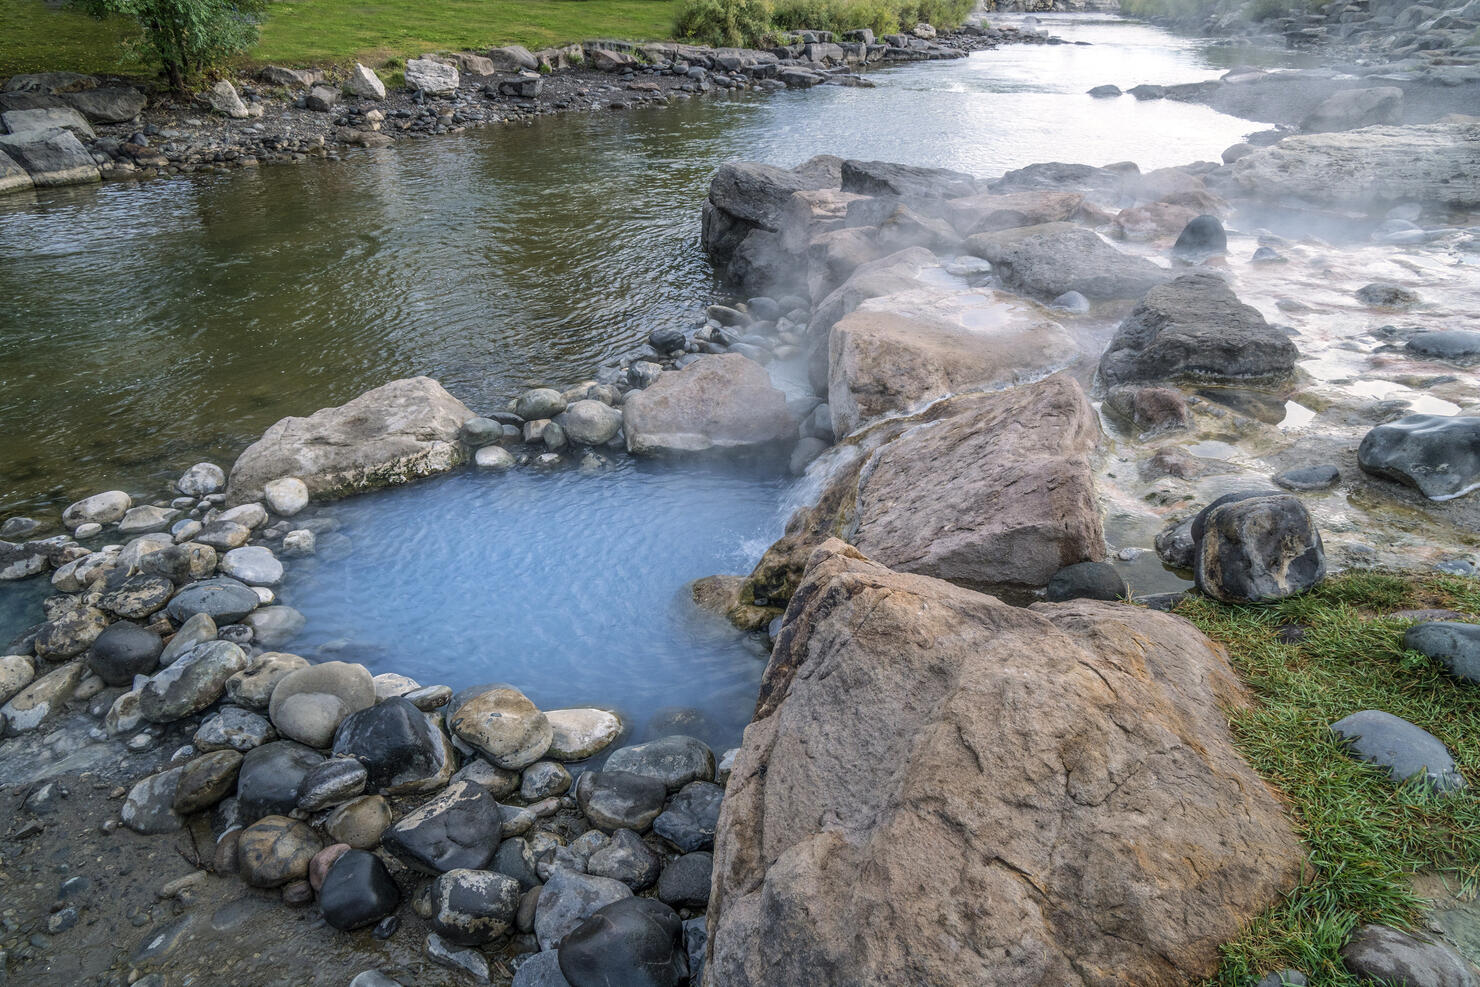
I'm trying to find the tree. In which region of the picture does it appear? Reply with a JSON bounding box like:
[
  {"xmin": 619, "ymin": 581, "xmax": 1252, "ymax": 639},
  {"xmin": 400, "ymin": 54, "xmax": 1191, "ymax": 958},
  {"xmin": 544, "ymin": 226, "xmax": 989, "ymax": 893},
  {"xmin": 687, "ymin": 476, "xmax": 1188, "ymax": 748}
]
[{"xmin": 74, "ymin": 0, "xmax": 269, "ymax": 91}]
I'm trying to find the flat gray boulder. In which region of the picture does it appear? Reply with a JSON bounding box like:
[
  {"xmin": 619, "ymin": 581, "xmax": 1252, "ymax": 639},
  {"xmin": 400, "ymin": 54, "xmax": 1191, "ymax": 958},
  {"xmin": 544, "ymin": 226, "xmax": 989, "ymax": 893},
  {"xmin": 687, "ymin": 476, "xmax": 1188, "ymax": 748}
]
[
  {"xmin": 405, "ymin": 58, "xmax": 459, "ymax": 95},
  {"xmin": 1, "ymin": 106, "xmax": 94, "ymax": 138},
  {"xmin": 1340, "ymin": 924, "xmax": 1477, "ymax": 987},
  {"xmin": 1330, "ymin": 709, "xmax": 1466, "ymax": 793},
  {"xmin": 226, "ymin": 376, "xmax": 472, "ymax": 503},
  {"xmin": 1300, "ymin": 86, "xmax": 1402, "ymax": 133},
  {"xmin": 0, "ymin": 128, "xmax": 98, "ymax": 187},
  {"xmin": 829, "ymin": 288, "xmax": 1077, "ymax": 435},
  {"xmin": 839, "ymin": 159, "xmax": 978, "ymax": 198},
  {"xmin": 0, "ymin": 147, "xmax": 30, "ymax": 194},
  {"xmin": 987, "ymin": 225, "xmax": 1171, "ymax": 302},
  {"xmin": 623, "ymin": 354, "xmax": 795, "ymax": 456},
  {"xmin": 1232, "ymin": 122, "xmax": 1480, "ymax": 208},
  {"xmin": 1099, "ymin": 272, "xmax": 1299, "ymax": 386}
]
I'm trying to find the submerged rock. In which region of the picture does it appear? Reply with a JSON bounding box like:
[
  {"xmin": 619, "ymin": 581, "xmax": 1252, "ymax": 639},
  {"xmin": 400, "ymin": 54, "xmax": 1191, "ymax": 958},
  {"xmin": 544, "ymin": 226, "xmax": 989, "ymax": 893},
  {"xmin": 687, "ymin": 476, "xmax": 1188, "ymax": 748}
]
[
  {"xmin": 622, "ymin": 354, "xmax": 795, "ymax": 457},
  {"xmin": 709, "ymin": 540, "xmax": 1303, "ymax": 986},
  {"xmin": 1098, "ymin": 273, "xmax": 1298, "ymax": 386},
  {"xmin": 226, "ymin": 376, "xmax": 473, "ymax": 504},
  {"xmin": 1358, "ymin": 415, "xmax": 1480, "ymax": 501}
]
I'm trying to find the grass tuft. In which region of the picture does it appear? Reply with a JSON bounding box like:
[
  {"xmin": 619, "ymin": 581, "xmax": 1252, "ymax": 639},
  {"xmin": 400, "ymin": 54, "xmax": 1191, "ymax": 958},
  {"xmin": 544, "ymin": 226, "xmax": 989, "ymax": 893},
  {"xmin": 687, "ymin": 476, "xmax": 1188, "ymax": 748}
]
[{"xmin": 1178, "ymin": 572, "xmax": 1480, "ymax": 985}]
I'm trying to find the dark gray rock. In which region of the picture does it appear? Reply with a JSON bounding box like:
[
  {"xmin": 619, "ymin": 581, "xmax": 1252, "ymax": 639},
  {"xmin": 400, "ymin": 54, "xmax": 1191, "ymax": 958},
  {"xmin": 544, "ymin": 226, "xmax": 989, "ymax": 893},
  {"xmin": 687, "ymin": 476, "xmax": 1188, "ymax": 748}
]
[
  {"xmin": 121, "ymin": 768, "xmax": 184, "ymax": 834},
  {"xmin": 382, "ymin": 781, "xmax": 502, "ymax": 874},
  {"xmin": 333, "ymin": 696, "xmax": 453, "ymax": 795},
  {"xmin": 194, "ymin": 705, "xmax": 274, "ymax": 752},
  {"xmin": 166, "ymin": 577, "xmax": 259, "ymax": 624},
  {"xmin": 840, "ymin": 159, "xmax": 978, "ymax": 198},
  {"xmin": 1044, "ymin": 562, "xmax": 1127, "ymax": 603},
  {"xmin": 296, "ymin": 757, "xmax": 368, "ymax": 811},
  {"xmin": 428, "ymin": 868, "xmax": 522, "ymax": 945},
  {"xmin": 557, "ymin": 897, "xmax": 688, "ymax": 987},
  {"xmin": 1195, "ymin": 495, "xmax": 1324, "ymax": 603},
  {"xmin": 0, "ymin": 127, "xmax": 97, "ymax": 186},
  {"xmin": 138, "ymin": 640, "xmax": 249, "ymax": 722},
  {"xmin": 1358, "ymin": 415, "xmax": 1480, "ymax": 501},
  {"xmin": 320, "ymin": 849, "xmax": 402, "ymax": 931},
  {"xmin": 1356, "ymin": 282, "xmax": 1419, "ymax": 307},
  {"xmin": 683, "ymin": 917, "xmax": 707, "ymax": 987},
  {"xmin": 513, "ymin": 950, "xmax": 572, "ymax": 987},
  {"xmin": 62, "ymin": 86, "xmax": 146, "ymax": 123},
  {"xmin": 1340, "ymin": 924, "xmax": 1476, "ymax": 987},
  {"xmin": 173, "ymin": 749, "xmax": 243, "ymax": 813},
  {"xmin": 655, "ymin": 851, "xmax": 712, "ymax": 909},
  {"xmin": 1274, "ymin": 465, "xmax": 1340, "ymax": 491},
  {"xmin": 648, "ymin": 327, "xmax": 686, "ymax": 353},
  {"xmin": 1405, "ymin": 621, "xmax": 1480, "ymax": 683},
  {"xmin": 1406, "ymin": 330, "xmax": 1480, "ymax": 363},
  {"xmin": 576, "ymin": 771, "xmax": 667, "ymax": 833},
  {"xmin": 990, "ymin": 161, "xmax": 1125, "ymax": 195},
  {"xmin": 585, "ymin": 829, "xmax": 662, "ymax": 891},
  {"xmin": 237, "ymin": 740, "xmax": 326, "ymax": 822},
  {"xmin": 1171, "ymin": 214, "xmax": 1226, "ymax": 260},
  {"xmin": 87, "ymin": 621, "xmax": 162, "ymax": 685},
  {"xmin": 1154, "ymin": 516, "xmax": 1197, "ymax": 570},
  {"xmin": 1088, "ymin": 84, "xmax": 1121, "ymax": 97},
  {"xmin": 603, "ymin": 735, "xmax": 714, "ymax": 792},
  {"xmin": 100, "ymin": 574, "xmax": 174, "ymax": 619},
  {"xmin": 992, "ymin": 226, "xmax": 1171, "ymax": 303},
  {"xmin": 494, "ymin": 836, "xmax": 542, "ymax": 890},
  {"xmin": 653, "ymin": 781, "xmax": 723, "ymax": 853},
  {"xmin": 1330, "ymin": 710, "xmax": 1466, "ymax": 793},
  {"xmin": 1099, "ymin": 273, "xmax": 1298, "ymax": 386},
  {"xmin": 534, "ymin": 868, "xmax": 632, "ymax": 951},
  {"xmin": 1190, "ymin": 490, "xmax": 1281, "ymax": 548},
  {"xmin": 1253, "ymin": 971, "xmax": 1307, "ymax": 987}
]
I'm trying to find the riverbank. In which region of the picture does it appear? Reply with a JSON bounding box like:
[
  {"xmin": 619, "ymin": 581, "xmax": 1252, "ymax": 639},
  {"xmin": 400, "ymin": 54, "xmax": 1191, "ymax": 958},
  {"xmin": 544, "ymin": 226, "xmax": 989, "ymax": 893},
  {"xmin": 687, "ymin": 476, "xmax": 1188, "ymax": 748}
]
[{"xmin": 0, "ymin": 24, "xmax": 1046, "ymax": 191}]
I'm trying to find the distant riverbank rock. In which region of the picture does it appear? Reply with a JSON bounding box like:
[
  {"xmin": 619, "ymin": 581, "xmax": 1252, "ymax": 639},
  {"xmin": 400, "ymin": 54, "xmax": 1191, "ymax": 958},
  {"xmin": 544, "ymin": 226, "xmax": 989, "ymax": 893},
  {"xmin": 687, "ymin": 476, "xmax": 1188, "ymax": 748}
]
[
  {"xmin": 708, "ymin": 541, "xmax": 1303, "ymax": 986},
  {"xmin": 827, "ymin": 288, "xmax": 1077, "ymax": 435},
  {"xmin": 1099, "ymin": 272, "xmax": 1299, "ymax": 386},
  {"xmin": 226, "ymin": 376, "xmax": 473, "ymax": 504},
  {"xmin": 1300, "ymin": 86, "xmax": 1402, "ymax": 133},
  {"xmin": 1232, "ymin": 122, "xmax": 1480, "ymax": 208},
  {"xmin": 622, "ymin": 354, "xmax": 795, "ymax": 457}
]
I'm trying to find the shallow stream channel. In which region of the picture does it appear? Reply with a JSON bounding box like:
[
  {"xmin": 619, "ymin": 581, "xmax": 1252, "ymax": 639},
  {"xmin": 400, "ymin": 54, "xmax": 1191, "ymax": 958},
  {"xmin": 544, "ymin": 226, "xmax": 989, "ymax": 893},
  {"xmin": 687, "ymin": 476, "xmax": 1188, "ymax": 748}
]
[{"xmin": 2, "ymin": 15, "xmax": 1314, "ymax": 744}]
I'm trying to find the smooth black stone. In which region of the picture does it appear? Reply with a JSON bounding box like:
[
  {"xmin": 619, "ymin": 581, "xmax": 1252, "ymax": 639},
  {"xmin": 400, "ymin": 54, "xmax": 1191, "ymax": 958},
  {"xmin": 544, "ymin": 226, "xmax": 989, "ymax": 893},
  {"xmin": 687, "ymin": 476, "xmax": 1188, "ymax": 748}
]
[
  {"xmin": 1358, "ymin": 414, "xmax": 1480, "ymax": 501},
  {"xmin": 1274, "ymin": 465, "xmax": 1340, "ymax": 491},
  {"xmin": 1403, "ymin": 621, "xmax": 1480, "ymax": 683},
  {"xmin": 493, "ymin": 837, "xmax": 541, "ymax": 891},
  {"xmin": 558, "ymin": 897, "xmax": 688, "ymax": 987},
  {"xmin": 1195, "ymin": 495, "xmax": 1325, "ymax": 603},
  {"xmin": 332, "ymin": 696, "xmax": 448, "ymax": 792},
  {"xmin": 319, "ymin": 849, "xmax": 402, "ymax": 931},
  {"xmin": 296, "ymin": 758, "xmax": 368, "ymax": 811},
  {"xmin": 576, "ymin": 771, "xmax": 668, "ymax": 833},
  {"xmin": 1406, "ymin": 330, "xmax": 1480, "ymax": 362},
  {"xmin": 381, "ymin": 782, "xmax": 502, "ymax": 875},
  {"xmin": 236, "ymin": 741, "xmax": 326, "ymax": 822},
  {"xmin": 1044, "ymin": 561, "xmax": 1126, "ymax": 603},
  {"xmin": 603, "ymin": 736, "xmax": 714, "ymax": 792},
  {"xmin": 655, "ymin": 852, "xmax": 712, "ymax": 910},
  {"xmin": 1189, "ymin": 489, "xmax": 1280, "ymax": 547},
  {"xmin": 429, "ymin": 868, "xmax": 522, "ymax": 945},
  {"xmin": 652, "ymin": 781, "xmax": 722, "ymax": 853},
  {"xmin": 1330, "ymin": 710, "xmax": 1465, "ymax": 793},
  {"xmin": 87, "ymin": 621, "xmax": 162, "ymax": 685},
  {"xmin": 1172, "ymin": 214, "xmax": 1226, "ymax": 259},
  {"xmin": 166, "ymin": 577, "xmax": 259, "ymax": 624},
  {"xmin": 647, "ymin": 327, "xmax": 686, "ymax": 352}
]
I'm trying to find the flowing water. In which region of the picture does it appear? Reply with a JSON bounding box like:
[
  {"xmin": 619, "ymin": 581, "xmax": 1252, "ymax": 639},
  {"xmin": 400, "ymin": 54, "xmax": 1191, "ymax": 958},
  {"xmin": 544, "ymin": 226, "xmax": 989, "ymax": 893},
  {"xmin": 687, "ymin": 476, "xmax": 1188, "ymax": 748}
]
[{"xmin": 0, "ymin": 16, "xmax": 1306, "ymax": 741}]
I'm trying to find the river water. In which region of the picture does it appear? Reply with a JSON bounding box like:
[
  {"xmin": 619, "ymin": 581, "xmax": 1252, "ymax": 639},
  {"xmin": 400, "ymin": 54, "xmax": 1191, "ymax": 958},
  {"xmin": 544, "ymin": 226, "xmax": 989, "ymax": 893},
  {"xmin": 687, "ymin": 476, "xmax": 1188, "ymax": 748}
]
[{"xmin": 0, "ymin": 16, "xmax": 1293, "ymax": 743}]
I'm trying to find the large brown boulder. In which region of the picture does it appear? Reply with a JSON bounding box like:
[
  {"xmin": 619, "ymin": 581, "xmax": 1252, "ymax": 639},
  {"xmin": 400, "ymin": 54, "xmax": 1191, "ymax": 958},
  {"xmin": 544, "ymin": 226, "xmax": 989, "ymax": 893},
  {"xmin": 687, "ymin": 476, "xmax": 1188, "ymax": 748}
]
[
  {"xmin": 622, "ymin": 354, "xmax": 796, "ymax": 457},
  {"xmin": 828, "ymin": 288, "xmax": 1077, "ymax": 436},
  {"xmin": 226, "ymin": 377, "xmax": 473, "ymax": 504},
  {"xmin": 850, "ymin": 373, "xmax": 1104, "ymax": 590},
  {"xmin": 708, "ymin": 540, "xmax": 1305, "ymax": 987}
]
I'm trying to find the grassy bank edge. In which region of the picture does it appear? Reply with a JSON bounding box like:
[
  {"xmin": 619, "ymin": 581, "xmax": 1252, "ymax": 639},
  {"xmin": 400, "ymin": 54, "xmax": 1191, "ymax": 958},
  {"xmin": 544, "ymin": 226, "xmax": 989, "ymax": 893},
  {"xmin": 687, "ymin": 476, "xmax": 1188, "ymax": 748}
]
[{"xmin": 1179, "ymin": 571, "xmax": 1480, "ymax": 984}]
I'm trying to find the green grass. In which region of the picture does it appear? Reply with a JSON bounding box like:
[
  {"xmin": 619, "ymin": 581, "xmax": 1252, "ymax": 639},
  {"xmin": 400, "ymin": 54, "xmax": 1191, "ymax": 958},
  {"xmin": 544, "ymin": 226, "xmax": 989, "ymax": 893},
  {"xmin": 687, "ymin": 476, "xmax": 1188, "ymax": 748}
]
[
  {"xmin": 1178, "ymin": 572, "xmax": 1480, "ymax": 985},
  {"xmin": 0, "ymin": 0, "xmax": 679, "ymax": 80}
]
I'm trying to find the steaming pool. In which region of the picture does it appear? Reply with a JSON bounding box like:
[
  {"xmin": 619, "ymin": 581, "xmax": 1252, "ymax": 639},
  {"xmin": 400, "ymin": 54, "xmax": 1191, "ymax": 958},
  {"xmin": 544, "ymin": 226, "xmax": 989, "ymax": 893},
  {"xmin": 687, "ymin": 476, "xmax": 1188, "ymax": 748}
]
[{"xmin": 0, "ymin": 14, "xmax": 1308, "ymax": 745}]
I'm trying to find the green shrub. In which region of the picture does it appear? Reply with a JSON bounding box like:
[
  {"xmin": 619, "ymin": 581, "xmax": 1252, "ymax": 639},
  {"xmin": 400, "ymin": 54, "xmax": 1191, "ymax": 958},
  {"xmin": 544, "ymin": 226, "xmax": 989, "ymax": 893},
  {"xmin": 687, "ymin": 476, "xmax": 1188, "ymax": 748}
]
[
  {"xmin": 73, "ymin": 0, "xmax": 267, "ymax": 89},
  {"xmin": 674, "ymin": 0, "xmax": 775, "ymax": 47},
  {"xmin": 676, "ymin": 0, "xmax": 974, "ymax": 48}
]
